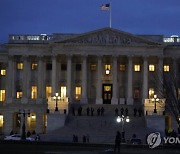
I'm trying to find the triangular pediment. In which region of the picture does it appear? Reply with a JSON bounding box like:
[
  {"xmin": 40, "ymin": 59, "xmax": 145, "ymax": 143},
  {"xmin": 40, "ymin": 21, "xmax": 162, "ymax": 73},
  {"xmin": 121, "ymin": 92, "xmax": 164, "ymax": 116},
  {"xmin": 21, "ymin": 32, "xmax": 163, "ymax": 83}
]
[{"xmin": 54, "ymin": 28, "xmax": 162, "ymax": 46}]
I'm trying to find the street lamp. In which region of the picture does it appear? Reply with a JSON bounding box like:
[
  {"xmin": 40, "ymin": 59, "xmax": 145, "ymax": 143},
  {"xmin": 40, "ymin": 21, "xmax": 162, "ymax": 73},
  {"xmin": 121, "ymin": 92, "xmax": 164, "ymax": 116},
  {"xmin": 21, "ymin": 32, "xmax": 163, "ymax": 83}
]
[
  {"xmin": 18, "ymin": 109, "xmax": 30, "ymax": 140},
  {"xmin": 152, "ymin": 94, "xmax": 159, "ymax": 113},
  {"xmin": 116, "ymin": 115, "xmax": 130, "ymax": 142},
  {"xmin": 53, "ymin": 92, "xmax": 60, "ymax": 112}
]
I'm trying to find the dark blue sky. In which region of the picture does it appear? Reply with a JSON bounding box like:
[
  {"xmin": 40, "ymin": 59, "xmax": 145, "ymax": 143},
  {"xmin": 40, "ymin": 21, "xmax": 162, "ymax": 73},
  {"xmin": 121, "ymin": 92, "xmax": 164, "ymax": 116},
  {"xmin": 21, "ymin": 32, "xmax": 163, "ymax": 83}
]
[{"xmin": 1, "ymin": 0, "xmax": 180, "ymax": 43}]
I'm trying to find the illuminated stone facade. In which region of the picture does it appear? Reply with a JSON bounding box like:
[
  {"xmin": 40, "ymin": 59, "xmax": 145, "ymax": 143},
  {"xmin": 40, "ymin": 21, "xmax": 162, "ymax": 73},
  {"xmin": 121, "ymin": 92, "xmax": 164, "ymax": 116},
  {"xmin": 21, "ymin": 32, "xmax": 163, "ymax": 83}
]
[{"xmin": 0, "ymin": 28, "xmax": 179, "ymax": 135}]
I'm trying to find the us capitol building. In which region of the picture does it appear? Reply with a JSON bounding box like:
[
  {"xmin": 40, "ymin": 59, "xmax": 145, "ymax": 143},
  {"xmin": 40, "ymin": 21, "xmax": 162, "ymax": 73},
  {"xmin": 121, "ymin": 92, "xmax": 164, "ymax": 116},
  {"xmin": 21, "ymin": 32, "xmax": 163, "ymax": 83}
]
[{"xmin": 0, "ymin": 28, "xmax": 179, "ymax": 136}]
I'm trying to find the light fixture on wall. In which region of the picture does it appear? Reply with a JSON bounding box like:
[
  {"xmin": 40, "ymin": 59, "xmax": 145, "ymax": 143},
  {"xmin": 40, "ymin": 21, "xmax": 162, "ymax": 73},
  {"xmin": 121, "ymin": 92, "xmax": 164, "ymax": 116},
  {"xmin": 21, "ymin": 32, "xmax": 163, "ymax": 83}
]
[
  {"xmin": 105, "ymin": 64, "xmax": 111, "ymax": 75},
  {"xmin": 31, "ymin": 115, "xmax": 36, "ymax": 119},
  {"xmin": 105, "ymin": 67, "xmax": 110, "ymax": 75}
]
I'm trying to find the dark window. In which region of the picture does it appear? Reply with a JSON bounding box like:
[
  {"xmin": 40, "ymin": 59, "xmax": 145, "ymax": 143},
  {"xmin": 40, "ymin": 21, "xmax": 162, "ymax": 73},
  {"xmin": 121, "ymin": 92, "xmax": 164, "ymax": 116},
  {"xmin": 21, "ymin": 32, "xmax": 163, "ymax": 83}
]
[
  {"xmin": 76, "ymin": 64, "xmax": 81, "ymax": 71},
  {"xmin": 61, "ymin": 64, "xmax": 67, "ymax": 71},
  {"xmin": 46, "ymin": 63, "xmax": 52, "ymax": 70}
]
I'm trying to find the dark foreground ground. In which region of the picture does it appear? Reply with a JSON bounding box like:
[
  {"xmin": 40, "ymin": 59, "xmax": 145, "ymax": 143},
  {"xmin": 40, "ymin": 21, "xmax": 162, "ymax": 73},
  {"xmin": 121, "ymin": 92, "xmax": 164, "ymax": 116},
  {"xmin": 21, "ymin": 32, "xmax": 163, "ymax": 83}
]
[{"xmin": 0, "ymin": 141, "xmax": 180, "ymax": 154}]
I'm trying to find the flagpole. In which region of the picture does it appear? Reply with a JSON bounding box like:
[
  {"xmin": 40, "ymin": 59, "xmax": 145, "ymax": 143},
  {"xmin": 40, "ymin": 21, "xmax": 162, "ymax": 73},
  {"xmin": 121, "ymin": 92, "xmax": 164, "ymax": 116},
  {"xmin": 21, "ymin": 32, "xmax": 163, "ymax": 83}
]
[{"xmin": 110, "ymin": 2, "xmax": 112, "ymax": 28}]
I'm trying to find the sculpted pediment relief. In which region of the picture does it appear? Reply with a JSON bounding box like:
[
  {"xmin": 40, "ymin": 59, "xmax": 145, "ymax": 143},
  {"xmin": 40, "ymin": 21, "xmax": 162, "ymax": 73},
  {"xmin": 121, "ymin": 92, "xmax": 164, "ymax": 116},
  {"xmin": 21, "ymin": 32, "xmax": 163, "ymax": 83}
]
[{"xmin": 57, "ymin": 28, "xmax": 161, "ymax": 46}]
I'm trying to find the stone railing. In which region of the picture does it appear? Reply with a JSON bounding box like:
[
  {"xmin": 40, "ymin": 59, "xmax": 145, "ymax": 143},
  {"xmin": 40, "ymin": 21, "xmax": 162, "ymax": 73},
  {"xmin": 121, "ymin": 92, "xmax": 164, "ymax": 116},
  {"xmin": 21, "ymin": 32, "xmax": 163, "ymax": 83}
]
[
  {"xmin": 144, "ymin": 98, "xmax": 166, "ymax": 116},
  {"xmin": 47, "ymin": 97, "xmax": 69, "ymax": 114},
  {"xmin": 163, "ymin": 37, "xmax": 180, "ymax": 44},
  {"xmin": 8, "ymin": 34, "xmax": 53, "ymax": 44}
]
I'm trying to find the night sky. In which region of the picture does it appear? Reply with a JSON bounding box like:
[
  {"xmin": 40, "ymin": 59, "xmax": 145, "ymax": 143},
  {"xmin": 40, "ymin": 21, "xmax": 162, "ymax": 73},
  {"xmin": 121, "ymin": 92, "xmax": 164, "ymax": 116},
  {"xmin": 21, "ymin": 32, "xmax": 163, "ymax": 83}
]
[{"xmin": 1, "ymin": 0, "xmax": 180, "ymax": 44}]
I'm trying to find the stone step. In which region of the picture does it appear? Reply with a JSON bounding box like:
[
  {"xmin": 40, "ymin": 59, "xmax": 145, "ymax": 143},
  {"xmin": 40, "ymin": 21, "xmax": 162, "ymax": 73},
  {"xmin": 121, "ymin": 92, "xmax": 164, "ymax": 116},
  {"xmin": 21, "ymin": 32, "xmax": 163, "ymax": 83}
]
[{"xmin": 43, "ymin": 115, "xmax": 149, "ymax": 144}]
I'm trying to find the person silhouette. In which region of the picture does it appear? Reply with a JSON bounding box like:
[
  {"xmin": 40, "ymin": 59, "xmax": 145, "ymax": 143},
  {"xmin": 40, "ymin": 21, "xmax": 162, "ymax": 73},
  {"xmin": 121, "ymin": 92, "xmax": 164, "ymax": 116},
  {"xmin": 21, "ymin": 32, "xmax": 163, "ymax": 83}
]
[{"xmin": 114, "ymin": 131, "xmax": 121, "ymax": 153}]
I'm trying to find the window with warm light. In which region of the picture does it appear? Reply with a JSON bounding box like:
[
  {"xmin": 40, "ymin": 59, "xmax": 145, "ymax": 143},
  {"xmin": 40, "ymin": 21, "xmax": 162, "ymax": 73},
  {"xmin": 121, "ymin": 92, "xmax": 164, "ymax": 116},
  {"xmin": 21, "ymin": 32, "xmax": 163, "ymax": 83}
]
[
  {"xmin": 164, "ymin": 65, "xmax": 170, "ymax": 72},
  {"xmin": 134, "ymin": 65, "xmax": 140, "ymax": 72},
  {"xmin": 31, "ymin": 63, "xmax": 38, "ymax": 70},
  {"xmin": 31, "ymin": 86, "xmax": 37, "ymax": 99},
  {"xmin": 28, "ymin": 113, "xmax": 36, "ymax": 131},
  {"xmin": 61, "ymin": 86, "xmax": 66, "ymax": 98},
  {"xmin": 0, "ymin": 70, "xmax": 6, "ymax": 76},
  {"xmin": 119, "ymin": 64, "xmax": 126, "ymax": 71},
  {"xmin": 0, "ymin": 115, "xmax": 3, "ymax": 127},
  {"xmin": 17, "ymin": 63, "xmax": 23, "ymax": 70},
  {"xmin": 178, "ymin": 88, "xmax": 180, "ymax": 100},
  {"xmin": 16, "ymin": 91, "xmax": 22, "ymax": 99},
  {"xmin": 75, "ymin": 86, "xmax": 81, "ymax": 100},
  {"xmin": 90, "ymin": 64, "xmax": 96, "ymax": 71},
  {"xmin": 0, "ymin": 90, "xmax": 5, "ymax": 102},
  {"xmin": 105, "ymin": 64, "xmax": 111, "ymax": 75},
  {"xmin": 46, "ymin": 86, "xmax": 52, "ymax": 99},
  {"xmin": 149, "ymin": 88, "xmax": 155, "ymax": 99},
  {"xmin": 149, "ymin": 65, "xmax": 155, "ymax": 72}
]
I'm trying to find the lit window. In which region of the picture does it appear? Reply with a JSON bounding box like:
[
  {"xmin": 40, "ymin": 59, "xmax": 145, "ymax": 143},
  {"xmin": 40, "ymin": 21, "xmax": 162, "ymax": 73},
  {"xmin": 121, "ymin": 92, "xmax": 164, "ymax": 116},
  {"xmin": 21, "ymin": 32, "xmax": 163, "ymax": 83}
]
[
  {"xmin": 178, "ymin": 88, "xmax": 180, "ymax": 100},
  {"xmin": 75, "ymin": 86, "xmax": 81, "ymax": 100},
  {"xmin": 31, "ymin": 86, "xmax": 37, "ymax": 99},
  {"xmin": 0, "ymin": 115, "xmax": 3, "ymax": 127},
  {"xmin": 31, "ymin": 63, "xmax": 38, "ymax": 70},
  {"xmin": 164, "ymin": 65, "xmax": 170, "ymax": 72},
  {"xmin": 0, "ymin": 70, "xmax": 6, "ymax": 76},
  {"xmin": 17, "ymin": 63, "xmax": 23, "ymax": 70},
  {"xmin": 120, "ymin": 64, "xmax": 125, "ymax": 71},
  {"xmin": 0, "ymin": 90, "xmax": 5, "ymax": 102},
  {"xmin": 61, "ymin": 86, "xmax": 66, "ymax": 98},
  {"xmin": 149, "ymin": 88, "xmax": 155, "ymax": 99},
  {"xmin": 46, "ymin": 86, "xmax": 52, "ymax": 99},
  {"xmin": 27, "ymin": 113, "xmax": 36, "ymax": 131},
  {"xmin": 90, "ymin": 64, "xmax": 96, "ymax": 71},
  {"xmin": 16, "ymin": 91, "xmax": 22, "ymax": 99},
  {"xmin": 149, "ymin": 65, "xmax": 155, "ymax": 72},
  {"xmin": 134, "ymin": 65, "xmax": 140, "ymax": 72},
  {"xmin": 105, "ymin": 64, "xmax": 111, "ymax": 75}
]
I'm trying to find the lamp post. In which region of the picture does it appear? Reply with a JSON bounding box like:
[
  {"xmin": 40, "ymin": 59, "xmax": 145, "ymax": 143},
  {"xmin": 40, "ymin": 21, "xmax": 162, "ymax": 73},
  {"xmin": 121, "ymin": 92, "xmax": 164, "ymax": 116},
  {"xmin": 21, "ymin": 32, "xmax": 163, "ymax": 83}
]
[
  {"xmin": 116, "ymin": 115, "xmax": 130, "ymax": 142},
  {"xmin": 53, "ymin": 92, "xmax": 60, "ymax": 112},
  {"xmin": 18, "ymin": 109, "xmax": 30, "ymax": 140},
  {"xmin": 152, "ymin": 94, "xmax": 159, "ymax": 113}
]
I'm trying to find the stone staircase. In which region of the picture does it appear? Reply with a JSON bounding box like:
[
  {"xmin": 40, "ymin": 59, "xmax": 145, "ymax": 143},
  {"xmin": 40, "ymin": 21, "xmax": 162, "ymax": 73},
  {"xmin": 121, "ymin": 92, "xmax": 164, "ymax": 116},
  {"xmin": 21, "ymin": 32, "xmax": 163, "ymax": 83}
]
[{"xmin": 41, "ymin": 104, "xmax": 152, "ymax": 144}]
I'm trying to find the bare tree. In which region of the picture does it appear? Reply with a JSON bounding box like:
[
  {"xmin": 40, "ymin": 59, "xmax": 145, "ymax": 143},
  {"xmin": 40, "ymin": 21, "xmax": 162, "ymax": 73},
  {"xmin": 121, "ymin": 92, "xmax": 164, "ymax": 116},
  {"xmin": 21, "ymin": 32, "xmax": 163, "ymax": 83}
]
[{"xmin": 154, "ymin": 65, "xmax": 180, "ymax": 125}]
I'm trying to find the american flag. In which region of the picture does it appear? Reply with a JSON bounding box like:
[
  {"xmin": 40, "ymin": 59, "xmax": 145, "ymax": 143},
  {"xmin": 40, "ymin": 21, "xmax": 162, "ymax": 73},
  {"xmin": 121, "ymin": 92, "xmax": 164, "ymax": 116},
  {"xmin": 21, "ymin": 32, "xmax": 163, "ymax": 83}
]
[{"xmin": 100, "ymin": 4, "xmax": 110, "ymax": 11}]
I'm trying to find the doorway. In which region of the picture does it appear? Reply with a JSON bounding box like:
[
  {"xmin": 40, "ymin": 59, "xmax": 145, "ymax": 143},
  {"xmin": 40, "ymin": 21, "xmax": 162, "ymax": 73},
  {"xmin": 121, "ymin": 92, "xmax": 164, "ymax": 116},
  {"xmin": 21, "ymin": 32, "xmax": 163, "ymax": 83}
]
[{"xmin": 102, "ymin": 84, "xmax": 112, "ymax": 104}]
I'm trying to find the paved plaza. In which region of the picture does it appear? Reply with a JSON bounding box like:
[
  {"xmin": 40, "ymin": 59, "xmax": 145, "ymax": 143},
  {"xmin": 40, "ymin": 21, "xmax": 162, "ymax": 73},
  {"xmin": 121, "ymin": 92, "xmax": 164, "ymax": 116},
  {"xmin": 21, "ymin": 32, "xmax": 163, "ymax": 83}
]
[{"xmin": 0, "ymin": 141, "xmax": 179, "ymax": 154}]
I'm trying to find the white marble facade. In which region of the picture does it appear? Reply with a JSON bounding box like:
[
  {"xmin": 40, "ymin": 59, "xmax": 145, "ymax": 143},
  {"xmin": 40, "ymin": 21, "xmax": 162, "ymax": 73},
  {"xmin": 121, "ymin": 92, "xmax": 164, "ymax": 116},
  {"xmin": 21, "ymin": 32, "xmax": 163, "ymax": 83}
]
[{"xmin": 0, "ymin": 28, "xmax": 180, "ymax": 134}]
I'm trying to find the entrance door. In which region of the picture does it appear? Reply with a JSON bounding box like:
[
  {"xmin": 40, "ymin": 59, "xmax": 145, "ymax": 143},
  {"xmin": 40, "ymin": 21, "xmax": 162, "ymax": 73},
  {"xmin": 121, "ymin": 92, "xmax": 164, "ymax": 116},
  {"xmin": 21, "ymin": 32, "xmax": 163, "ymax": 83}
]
[{"xmin": 102, "ymin": 84, "xmax": 112, "ymax": 104}]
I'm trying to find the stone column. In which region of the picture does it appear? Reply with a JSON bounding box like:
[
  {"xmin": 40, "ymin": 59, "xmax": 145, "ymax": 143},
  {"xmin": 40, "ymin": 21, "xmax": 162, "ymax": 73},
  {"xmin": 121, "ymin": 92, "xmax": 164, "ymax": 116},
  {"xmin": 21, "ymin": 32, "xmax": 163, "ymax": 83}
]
[
  {"xmin": 6, "ymin": 56, "xmax": 13, "ymax": 103},
  {"xmin": 22, "ymin": 56, "xmax": 30, "ymax": 104},
  {"xmin": 158, "ymin": 56, "xmax": 163, "ymax": 98},
  {"xmin": 96, "ymin": 55, "xmax": 103, "ymax": 104},
  {"xmin": 11, "ymin": 57, "xmax": 16, "ymax": 99},
  {"xmin": 36, "ymin": 113, "xmax": 43, "ymax": 134},
  {"xmin": 127, "ymin": 56, "xmax": 133, "ymax": 105},
  {"xmin": 142, "ymin": 56, "xmax": 148, "ymax": 103},
  {"xmin": 37, "ymin": 56, "xmax": 44, "ymax": 103},
  {"xmin": 51, "ymin": 55, "xmax": 57, "ymax": 96},
  {"xmin": 41, "ymin": 61, "xmax": 46, "ymax": 99},
  {"xmin": 81, "ymin": 55, "xmax": 88, "ymax": 104},
  {"xmin": 111, "ymin": 55, "xmax": 118, "ymax": 104},
  {"xmin": 172, "ymin": 56, "xmax": 178, "ymax": 77},
  {"xmin": 67, "ymin": 55, "xmax": 72, "ymax": 102}
]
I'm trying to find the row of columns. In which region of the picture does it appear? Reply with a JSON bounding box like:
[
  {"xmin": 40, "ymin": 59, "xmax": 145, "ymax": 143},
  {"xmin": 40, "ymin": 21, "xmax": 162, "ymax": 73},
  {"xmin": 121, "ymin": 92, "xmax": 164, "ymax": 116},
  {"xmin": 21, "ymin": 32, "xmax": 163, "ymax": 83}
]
[{"xmin": 6, "ymin": 55, "xmax": 164, "ymax": 105}]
